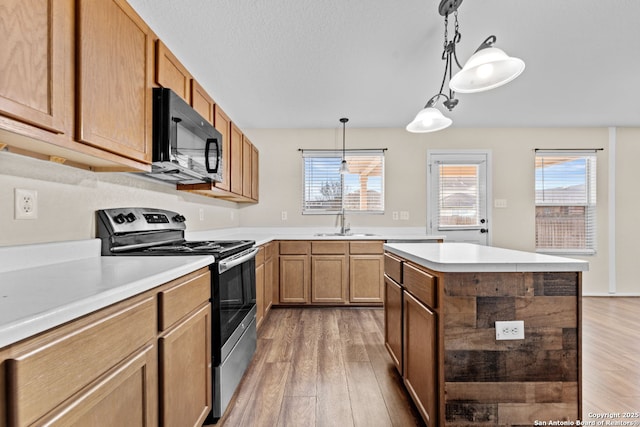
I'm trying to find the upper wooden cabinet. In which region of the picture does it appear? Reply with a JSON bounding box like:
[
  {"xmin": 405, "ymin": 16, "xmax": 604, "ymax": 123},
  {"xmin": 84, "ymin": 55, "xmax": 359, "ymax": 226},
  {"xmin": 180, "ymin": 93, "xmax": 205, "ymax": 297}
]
[
  {"xmin": 191, "ymin": 80, "xmax": 215, "ymax": 125},
  {"xmin": 156, "ymin": 40, "xmax": 192, "ymax": 103},
  {"xmin": 76, "ymin": 0, "xmax": 154, "ymax": 164},
  {"xmin": 213, "ymin": 105, "xmax": 231, "ymax": 192},
  {"xmin": 230, "ymin": 123, "xmax": 244, "ymax": 195},
  {"xmin": 0, "ymin": 0, "xmax": 66, "ymax": 134}
]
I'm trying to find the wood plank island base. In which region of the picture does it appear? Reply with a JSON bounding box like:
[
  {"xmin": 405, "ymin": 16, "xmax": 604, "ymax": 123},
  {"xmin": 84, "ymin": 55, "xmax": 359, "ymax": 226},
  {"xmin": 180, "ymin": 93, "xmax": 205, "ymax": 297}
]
[{"xmin": 383, "ymin": 243, "xmax": 589, "ymax": 426}]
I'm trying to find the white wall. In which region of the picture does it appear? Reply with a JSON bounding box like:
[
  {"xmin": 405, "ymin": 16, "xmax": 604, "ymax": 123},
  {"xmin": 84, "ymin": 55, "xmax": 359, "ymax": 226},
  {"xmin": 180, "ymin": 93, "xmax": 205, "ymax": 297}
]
[
  {"xmin": 0, "ymin": 151, "xmax": 240, "ymax": 246},
  {"xmin": 243, "ymin": 126, "xmax": 639, "ymax": 296},
  {"xmin": 3, "ymin": 126, "xmax": 639, "ymax": 296}
]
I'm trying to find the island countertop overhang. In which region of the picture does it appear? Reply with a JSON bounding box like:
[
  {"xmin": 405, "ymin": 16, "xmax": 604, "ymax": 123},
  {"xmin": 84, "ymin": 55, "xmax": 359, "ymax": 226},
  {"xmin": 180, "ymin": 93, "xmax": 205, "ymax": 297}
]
[{"xmin": 383, "ymin": 242, "xmax": 589, "ymax": 273}]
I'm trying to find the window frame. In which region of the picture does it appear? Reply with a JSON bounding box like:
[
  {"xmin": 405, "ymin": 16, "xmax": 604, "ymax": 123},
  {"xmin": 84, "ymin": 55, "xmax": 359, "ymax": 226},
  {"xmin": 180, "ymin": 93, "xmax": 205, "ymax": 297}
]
[
  {"xmin": 534, "ymin": 149, "xmax": 597, "ymax": 255},
  {"xmin": 301, "ymin": 149, "xmax": 385, "ymax": 215}
]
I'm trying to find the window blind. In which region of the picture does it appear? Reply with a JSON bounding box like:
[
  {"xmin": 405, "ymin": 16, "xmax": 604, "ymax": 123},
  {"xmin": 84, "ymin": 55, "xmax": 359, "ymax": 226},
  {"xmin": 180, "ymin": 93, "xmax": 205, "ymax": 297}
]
[
  {"xmin": 437, "ymin": 163, "xmax": 482, "ymax": 228},
  {"xmin": 302, "ymin": 150, "xmax": 385, "ymax": 214},
  {"xmin": 535, "ymin": 150, "xmax": 597, "ymax": 254}
]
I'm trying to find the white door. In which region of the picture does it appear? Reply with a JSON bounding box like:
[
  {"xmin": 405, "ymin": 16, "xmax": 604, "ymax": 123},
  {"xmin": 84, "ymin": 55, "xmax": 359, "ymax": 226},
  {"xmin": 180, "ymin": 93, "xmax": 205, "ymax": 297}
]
[{"xmin": 427, "ymin": 151, "xmax": 491, "ymax": 245}]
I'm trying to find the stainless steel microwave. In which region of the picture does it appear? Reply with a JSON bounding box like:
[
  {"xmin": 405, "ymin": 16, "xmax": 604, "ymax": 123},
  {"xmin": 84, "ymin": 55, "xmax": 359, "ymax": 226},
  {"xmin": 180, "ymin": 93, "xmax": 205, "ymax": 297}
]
[{"xmin": 145, "ymin": 87, "xmax": 223, "ymax": 184}]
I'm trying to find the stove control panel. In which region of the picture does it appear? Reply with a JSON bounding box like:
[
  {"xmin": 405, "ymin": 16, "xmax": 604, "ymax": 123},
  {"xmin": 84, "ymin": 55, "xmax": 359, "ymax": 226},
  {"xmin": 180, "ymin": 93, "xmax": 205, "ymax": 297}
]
[{"xmin": 97, "ymin": 208, "xmax": 187, "ymax": 234}]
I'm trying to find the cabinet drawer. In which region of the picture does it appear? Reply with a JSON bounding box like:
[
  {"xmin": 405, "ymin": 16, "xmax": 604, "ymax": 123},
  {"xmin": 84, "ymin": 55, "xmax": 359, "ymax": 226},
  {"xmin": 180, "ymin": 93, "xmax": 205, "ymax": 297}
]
[
  {"xmin": 312, "ymin": 241, "xmax": 348, "ymax": 254},
  {"xmin": 403, "ymin": 263, "xmax": 437, "ymax": 308},
  {"xmin": 384, "ymin": 253, "xmax": 403, "ymax": 284},
  {"xmin": 265, "ymin": 241, "xmax": 276, "ymax": 259},
  {"xmin": 279, "ymin": 241, "xmax": 310, "ymax": 255},
  {"xmin": 350, "ymin": 241, "xmax": 383, "ymax": 254},
  {"xmin": 159, "ymin": 269, "xmax": 211, "ymax": 331},
  {"xmin": 6, "ymin": 296, "xmax": 156, "ymax": 426},
  {"xmin": 256, "ymin": 246, "xmax": 265, "ymax": 265}
]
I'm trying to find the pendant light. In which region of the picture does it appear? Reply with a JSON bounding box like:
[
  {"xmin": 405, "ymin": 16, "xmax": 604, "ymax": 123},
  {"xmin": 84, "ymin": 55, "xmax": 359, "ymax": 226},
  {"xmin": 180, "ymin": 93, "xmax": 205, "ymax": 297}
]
[
  {"xmin": 339, "ymin": 118, "xmax": 349, "ymax": 174},
  {"xmin": 406, "ymin": 0, "xmax": 524, "ymax": 133},
  {"xmin": 449, "ymin": 35, "xmax": 525, "ymax": 93}
]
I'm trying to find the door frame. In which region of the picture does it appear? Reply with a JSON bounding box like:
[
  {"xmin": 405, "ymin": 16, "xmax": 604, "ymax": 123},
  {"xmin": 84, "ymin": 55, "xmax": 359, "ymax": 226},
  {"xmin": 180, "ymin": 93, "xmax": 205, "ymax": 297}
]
[{"xmin": 426, "ymin": 149, "xmax": 493, "ymax": 245}]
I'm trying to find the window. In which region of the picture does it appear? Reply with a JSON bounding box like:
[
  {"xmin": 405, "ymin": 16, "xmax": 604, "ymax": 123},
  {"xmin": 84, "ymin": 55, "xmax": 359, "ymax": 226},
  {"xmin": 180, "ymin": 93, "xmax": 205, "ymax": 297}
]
[
  {"xmin": 302, "ymin": 150, "xmax": 384, "ymax": 214},
  {"xmin": 535, "ymin": 150, "xmax": 597, "ymax": 254}
]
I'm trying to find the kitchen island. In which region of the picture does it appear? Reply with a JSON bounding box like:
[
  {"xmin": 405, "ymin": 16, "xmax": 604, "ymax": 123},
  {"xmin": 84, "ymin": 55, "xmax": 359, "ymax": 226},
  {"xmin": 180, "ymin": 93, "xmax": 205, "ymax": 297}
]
[{"xmin": 383, "ymin": 242, "xmax": 588, "ymax": 426}]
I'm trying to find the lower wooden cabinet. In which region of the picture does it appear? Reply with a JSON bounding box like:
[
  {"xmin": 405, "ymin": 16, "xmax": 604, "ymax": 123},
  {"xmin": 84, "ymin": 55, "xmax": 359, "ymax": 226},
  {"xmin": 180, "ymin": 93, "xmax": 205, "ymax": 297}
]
[
  {"xmin": 1, "ymin": 267, "xmax": 211, "ymax": 427},
  {"xmin": 278, "ymin": 240, "xmax": 384, "ymax": 306},
  {"xmin": 159, "ymin": 305, "xmax": 211, "ymax": 427},
  {"xmin": 403, "ymin": 291, "xmax": 437, "ymax": 426},
  {"xmin": 384, "ymin": 275, "xmax": 403, "ymax": 373}
]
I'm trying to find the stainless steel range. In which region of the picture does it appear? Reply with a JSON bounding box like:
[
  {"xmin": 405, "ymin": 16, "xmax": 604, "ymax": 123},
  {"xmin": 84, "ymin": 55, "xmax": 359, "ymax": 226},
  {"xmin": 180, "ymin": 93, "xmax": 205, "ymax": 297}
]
[{"xmin": 96, "ymin": 207, "xmax": 257, "ymax": 423}]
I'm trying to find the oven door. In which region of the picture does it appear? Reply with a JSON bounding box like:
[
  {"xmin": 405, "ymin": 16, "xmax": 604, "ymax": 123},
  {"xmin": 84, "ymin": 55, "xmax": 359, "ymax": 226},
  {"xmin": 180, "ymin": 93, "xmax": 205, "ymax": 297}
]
[{"xmin": 212, "ymin": 247, "xmax": 258, "ymax": 365}]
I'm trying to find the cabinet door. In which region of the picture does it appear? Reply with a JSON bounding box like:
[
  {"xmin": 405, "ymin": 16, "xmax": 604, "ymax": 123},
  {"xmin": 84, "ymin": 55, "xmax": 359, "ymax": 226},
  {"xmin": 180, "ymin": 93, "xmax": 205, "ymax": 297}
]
[
  {"xmin": 279, "ymin": 255, "xmax": 310, "ymax": 304},
  {"xmin": 191, "ymin": 80, "xmax": 214, "ymax": 124},
  {"xmin": 159, "ymin": 304, "xmax": 212, "ymax": 427},
  {"xmin": 403, "ymin": 291, "xmax": 437, "ymax": 426},
  {"xmin": 256, "ymin": 261, "xmax": 265, "ymax": 327},
  {"xmin": 251, "ymin": 144, "xmax": 259, "ymax": 201},
  {"xmin": 213, "ymin": 105, "xmax": 231, "ymax": 191},
  {"xmin": 76, "ymin": 0, "xmax": 153, "ymax": 164},
  {"xmin": 349, "ymin": 255, "xmax": 384, "ymax": 303},
  {"xmin": 36, "ymin": 344, "xmax": 158, "ymax": 427},
  {"xmin": 384, "ymin": 276, "xmax": 403, "ymax": 373},
  {"xmin": 156, "ymin": 40, "xmax": 191, "ymax": 103},
  {"xmin": 242, "ymin": 137, "xmax": 252, "ymax": 198},
  {"xmin": 264, "ymin": 256, "xmax": 274, "ymax": 314},
  {"xmin": 0, "ymin": 0, "xmax": 66, "ymax": 134},
  {"xmin": 230, "ymin": 123, "xmax": 243, "ymax": 195},
  {"xmin": 311, "ymin": 255, "xmax": 348, "ymax": 303}
]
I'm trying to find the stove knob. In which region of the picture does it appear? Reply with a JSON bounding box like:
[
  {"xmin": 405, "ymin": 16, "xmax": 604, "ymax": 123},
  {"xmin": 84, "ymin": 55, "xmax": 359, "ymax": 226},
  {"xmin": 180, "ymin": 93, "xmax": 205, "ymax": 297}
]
[
  {"xmin": 113, "ymin": 213, "xmax": 126, "ymax": 224},
  {"xmin": 125, "ymin": 213, "xmax": 137, "ymax": 223},
  {"xmin": 173, "ymin": 214, "xmax": 186, "ymax": 223}
]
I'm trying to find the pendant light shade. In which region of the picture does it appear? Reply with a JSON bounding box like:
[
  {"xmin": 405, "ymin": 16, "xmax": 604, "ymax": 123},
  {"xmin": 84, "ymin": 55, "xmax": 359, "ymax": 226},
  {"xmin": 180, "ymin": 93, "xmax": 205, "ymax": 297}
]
[
  {"xmin": 406, "ymin": 106, "xmax": 452, "ymax": 133},
  {"xmin": 449, "ymin": 36, "xmax": 525, "ymax": 93}
]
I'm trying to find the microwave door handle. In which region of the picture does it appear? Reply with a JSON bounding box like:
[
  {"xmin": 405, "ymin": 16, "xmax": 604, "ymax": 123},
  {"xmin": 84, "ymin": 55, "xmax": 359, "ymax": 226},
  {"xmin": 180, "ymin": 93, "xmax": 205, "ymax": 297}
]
[{"xmin": 205, "ymin": 138, "xmax": 219, "ymax": 173}]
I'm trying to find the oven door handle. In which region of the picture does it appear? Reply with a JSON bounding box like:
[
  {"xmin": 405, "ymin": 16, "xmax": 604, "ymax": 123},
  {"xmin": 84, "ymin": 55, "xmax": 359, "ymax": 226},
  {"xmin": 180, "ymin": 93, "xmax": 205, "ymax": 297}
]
[{"xmin": 218, "ymin": 247, "xmax": 259, "ymax": 274}]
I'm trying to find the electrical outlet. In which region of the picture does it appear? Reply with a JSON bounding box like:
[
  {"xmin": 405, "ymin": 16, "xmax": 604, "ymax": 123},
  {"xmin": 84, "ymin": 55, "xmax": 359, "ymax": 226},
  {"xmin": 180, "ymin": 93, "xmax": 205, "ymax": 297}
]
[
  {"xmin": 281, "ymin": 211, "xmax": 288, "ymax": 221},
  {"xmin": 14, "ymin": 189, "xmax": 38, "ymax": 220},
  {"xmin": 392, "ymin": 211, "xmax": 399, "ymax": 220},
  {"xmin": 495, "ymin": 320, "xmax": 525, "ymax": 340}
]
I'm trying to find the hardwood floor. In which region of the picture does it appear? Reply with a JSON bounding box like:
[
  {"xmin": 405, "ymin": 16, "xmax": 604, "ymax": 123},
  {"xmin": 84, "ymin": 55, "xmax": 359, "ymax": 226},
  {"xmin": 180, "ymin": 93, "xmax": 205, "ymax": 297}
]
[
  {"xmin": 216, "ymin": 307, "xmax": 424, "ymax": 427},
  {"xmin": 211, "ymin": 297, "xmax": 640, "ymax": 426}
]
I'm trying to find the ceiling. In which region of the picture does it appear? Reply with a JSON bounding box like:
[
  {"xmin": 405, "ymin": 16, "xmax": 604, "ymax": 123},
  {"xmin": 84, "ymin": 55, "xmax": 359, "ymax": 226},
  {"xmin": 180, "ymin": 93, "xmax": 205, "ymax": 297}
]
[{"xmin": 127, "ymin": 0, "xmax": 640, "ymax": 130}]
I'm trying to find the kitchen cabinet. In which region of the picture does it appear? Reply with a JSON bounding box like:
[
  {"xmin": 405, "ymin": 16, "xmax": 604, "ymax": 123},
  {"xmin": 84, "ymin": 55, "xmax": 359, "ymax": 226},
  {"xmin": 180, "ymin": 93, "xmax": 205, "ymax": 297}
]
[
  {"xmin": 242, "ymin": 137, "xmax": 252, "ymax": 198},
  {"xmin": 383, "ymin": 253, "xmax": 438, "ymax": 426},
  {"xmin": 213, "ymin": 105, "xmax": 231, "ymax": 191},
  {"xmin": 4, "ymin": 295, "xmax": 158, "ymax": 426},
  {"xmin": 251, "ymin": 144, "xmax": 259, "ymax": 200},
  {"xmin": 0, "ymin": 0, "xmax": 151, "ymax": 171},
  {"xmin": 76, "ymin": 0, "xmax": 154, "ymax": 165},
  {"xmin": 229, "ymin": 123, "xmax": 244, "ymax": 195},
  {"xmin": 156, "ymin": 40, "xmax": 192, "ymax": 103},
  {"xmin": 0, "ymin": 267, "xmax": 212, "ymax": 427},
  {"xmin": 279, "ymin": 241, "xmax": 311, "ymax": 304},
  {"xmin": 255, "ymin": 241, "xmax": 275, "ymax": 328},
  {"xmin": 191, "ymin": 80, "xmax": 215, "ymax": 125},
  {"xmin": 403, "ymin": 290, "xmax": 437, "ymax": 426},
  {"xmin": 255, "ymin": 246, "xmax": 266, "ymax": 327},
  {"xmin": 311, "ymin": 241, "xmax": 349, "ymax": 303},
  {"xmin": 277, "ymin": 240, "xmax": 384, "ymax": 306},
  {"xmin": 0, "ymin": 0, "xmax": 67, "ymax": 134},
  {"xmin": 349, "ymin": 241, "xmax": 384, "ymax": 304},
  {"xmin": 158, "ymin": 269, "xmax": 212, "ymax": 427}
]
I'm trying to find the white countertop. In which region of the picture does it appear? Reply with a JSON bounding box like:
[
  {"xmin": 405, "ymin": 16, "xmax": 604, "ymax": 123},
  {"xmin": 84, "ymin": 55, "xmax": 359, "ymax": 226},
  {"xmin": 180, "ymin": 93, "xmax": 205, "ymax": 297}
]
[
  {"xmin": 0, "ymin": 240, "xmax": 213, "ymax": 348},
  {"xmin": 186, "ymin": 226, "xmax": 445, "ymax": 247},
  {"xmin": 383, "ymin": 242, "xmax": 589, "ymax": 273}
]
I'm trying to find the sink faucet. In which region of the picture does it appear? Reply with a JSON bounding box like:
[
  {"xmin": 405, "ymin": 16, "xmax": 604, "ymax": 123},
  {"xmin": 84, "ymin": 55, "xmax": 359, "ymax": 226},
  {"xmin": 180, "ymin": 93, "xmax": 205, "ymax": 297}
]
[{"xmin": 339, "ymin": 209, "xmax": 350, "ymax": 235}]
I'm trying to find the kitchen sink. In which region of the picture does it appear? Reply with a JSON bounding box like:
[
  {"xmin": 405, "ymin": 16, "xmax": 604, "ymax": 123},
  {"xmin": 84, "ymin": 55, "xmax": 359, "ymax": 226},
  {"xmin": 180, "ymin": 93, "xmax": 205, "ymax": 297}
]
[{"xmin": 314, "ymin": 232, "xmax": 379, "ymax": 237}]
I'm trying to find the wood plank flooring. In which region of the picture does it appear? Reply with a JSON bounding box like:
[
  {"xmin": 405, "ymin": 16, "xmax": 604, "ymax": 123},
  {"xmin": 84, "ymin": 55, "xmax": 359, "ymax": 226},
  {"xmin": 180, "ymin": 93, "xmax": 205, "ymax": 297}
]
[
  {"xmin": 216, "ymin": 307, "xmax": 424, "ymax": 427},
  {"xmin": 211, "ymin": 297, "xmax": 640, "ymax": 426}
]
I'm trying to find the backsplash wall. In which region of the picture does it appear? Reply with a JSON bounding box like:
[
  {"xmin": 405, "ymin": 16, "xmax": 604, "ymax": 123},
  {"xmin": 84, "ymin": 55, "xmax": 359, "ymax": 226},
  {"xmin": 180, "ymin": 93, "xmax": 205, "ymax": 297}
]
[{"xmin": 0, "ymin": 151, "xmax": 240, "ymax": 246}]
